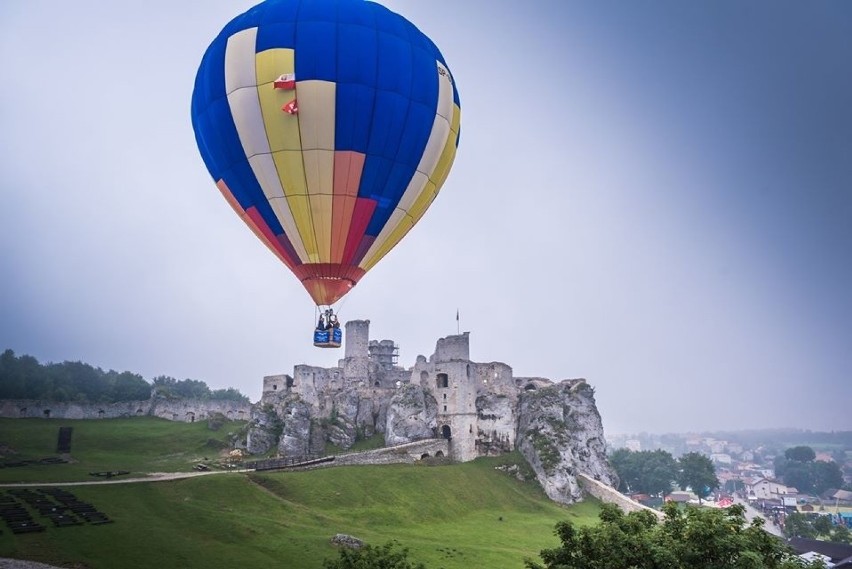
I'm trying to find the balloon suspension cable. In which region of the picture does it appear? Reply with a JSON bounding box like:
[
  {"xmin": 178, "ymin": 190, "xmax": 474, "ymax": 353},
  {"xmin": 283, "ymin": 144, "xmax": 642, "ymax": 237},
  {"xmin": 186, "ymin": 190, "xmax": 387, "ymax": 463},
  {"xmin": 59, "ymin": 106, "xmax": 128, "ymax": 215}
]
[{"xmin": 334, "ymin": 295, "xmax": 350, "ymax": 320}]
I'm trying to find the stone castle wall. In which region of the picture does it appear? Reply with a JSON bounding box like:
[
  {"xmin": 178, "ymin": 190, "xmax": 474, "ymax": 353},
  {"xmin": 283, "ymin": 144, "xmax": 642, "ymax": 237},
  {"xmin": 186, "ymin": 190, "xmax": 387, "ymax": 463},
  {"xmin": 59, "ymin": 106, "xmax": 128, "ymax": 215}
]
[
  {"xmin": 433, "ymin": 332, "xmax": 470, "ymax": 362},
  {"xmin": 333, "ymin": 439, "xmax": 449, "ymax": 466},
  {"xmin": 0, "ymin": 398, "xmax": 251, "ymax": 422},
  {"xmin": 577, "ymin": 473, "xmax": 664, "ymax": 519}
]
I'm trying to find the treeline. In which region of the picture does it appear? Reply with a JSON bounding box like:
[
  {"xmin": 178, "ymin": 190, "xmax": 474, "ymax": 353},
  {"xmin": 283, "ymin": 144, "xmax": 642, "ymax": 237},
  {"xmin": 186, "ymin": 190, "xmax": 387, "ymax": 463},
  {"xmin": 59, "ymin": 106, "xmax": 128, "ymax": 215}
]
[
  {"xmin": 610, "ymin": 449, "xmax": 720, "ymax": 500},
  {"xmin": 774, "ymin": 445, "xmax": 845, "ymax": 495},
  {"xmin": 0, "ymin": 349, "xmax": 249, "ymax": 404}
]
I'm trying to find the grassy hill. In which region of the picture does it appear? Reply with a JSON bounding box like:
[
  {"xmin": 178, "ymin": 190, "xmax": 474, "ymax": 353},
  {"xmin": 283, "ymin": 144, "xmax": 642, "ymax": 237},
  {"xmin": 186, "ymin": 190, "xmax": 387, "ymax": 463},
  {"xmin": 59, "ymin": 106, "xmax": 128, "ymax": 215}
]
[
  {"xmin": 0, "ymin": 417, "xmax": 601, "ymax": 569},
  {"xmin": 0, "ymin": 416, "xmax": 244, "ymax": 483}
]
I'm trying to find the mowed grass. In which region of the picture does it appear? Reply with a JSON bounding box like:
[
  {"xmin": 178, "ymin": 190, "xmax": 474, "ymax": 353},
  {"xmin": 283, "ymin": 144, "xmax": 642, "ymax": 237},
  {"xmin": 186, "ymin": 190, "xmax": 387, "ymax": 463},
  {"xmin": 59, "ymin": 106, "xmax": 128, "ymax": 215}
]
[
  {"xmin": 0, "ymin": 418, "xmax": 602, "ymax": 568},
  {"xmin": 0, "ymin": 417, "xmax": 246, "ymax": 482}
]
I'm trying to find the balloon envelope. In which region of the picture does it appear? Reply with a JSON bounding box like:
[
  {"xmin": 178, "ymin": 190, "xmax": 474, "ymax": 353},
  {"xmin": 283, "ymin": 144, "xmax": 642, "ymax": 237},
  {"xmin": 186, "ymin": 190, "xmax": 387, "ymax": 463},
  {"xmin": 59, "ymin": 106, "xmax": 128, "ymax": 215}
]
[{"xmin": 191, "ymin": 0, "xmax": 461, "ymax": 306}]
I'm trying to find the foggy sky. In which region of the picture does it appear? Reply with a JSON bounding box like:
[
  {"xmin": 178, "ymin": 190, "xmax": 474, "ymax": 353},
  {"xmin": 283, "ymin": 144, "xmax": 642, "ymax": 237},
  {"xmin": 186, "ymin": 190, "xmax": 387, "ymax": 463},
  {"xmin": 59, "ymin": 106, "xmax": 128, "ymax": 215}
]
[{"xmin": 1, "ymin": 0, "xmax": 850, "ymax": 435}]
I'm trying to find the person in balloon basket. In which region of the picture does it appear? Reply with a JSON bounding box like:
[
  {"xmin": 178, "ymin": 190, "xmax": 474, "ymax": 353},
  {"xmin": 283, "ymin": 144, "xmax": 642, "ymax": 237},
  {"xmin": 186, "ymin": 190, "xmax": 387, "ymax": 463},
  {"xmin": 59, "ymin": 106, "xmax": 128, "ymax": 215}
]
[{"xmin": 317, "ymin": 308, "xmax": 338, "ymax": 330}]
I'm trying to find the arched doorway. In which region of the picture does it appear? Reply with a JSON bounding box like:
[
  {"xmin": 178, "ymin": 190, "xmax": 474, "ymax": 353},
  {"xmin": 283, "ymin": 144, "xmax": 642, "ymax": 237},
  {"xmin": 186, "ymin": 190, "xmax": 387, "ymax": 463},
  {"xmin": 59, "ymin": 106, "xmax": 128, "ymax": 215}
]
[{"xmin": 441, "ymin": 425, "xmax": 452, "ymax": 440}]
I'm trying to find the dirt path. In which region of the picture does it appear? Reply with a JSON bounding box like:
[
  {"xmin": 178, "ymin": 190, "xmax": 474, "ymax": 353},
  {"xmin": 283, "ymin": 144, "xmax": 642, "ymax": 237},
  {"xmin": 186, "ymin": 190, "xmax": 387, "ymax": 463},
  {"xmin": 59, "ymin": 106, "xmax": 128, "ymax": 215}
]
[
  {"xmin": 0, "ymin": 469, "xmax": 252, "ymax": 488},
  {"xmin": 0, "ymin": 559, "xmax": 69, "ymax": 569}
]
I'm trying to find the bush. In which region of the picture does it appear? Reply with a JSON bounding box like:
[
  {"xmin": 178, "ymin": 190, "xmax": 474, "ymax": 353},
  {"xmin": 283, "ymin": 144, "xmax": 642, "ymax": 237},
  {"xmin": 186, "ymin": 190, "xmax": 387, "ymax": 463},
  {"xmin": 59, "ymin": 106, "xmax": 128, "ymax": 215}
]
[{"xmin": 323, "ymin": 541, "xmax": 426, "ymax": 569}]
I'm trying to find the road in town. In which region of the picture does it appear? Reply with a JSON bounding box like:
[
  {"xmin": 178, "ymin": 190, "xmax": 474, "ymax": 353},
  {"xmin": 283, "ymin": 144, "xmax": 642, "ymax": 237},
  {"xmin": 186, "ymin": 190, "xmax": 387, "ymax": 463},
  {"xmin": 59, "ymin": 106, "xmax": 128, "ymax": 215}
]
[{"xmin": 733, "ymin": 495, "xmax": 783, "ymax": 537}]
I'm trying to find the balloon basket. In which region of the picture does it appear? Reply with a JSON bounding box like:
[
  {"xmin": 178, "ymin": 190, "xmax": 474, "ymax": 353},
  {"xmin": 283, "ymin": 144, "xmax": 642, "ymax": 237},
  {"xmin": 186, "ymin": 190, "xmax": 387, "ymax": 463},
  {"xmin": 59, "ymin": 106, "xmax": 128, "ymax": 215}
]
[{"xmin": 313, "ymin": 327, "xmax": 342, "ymax": 348}]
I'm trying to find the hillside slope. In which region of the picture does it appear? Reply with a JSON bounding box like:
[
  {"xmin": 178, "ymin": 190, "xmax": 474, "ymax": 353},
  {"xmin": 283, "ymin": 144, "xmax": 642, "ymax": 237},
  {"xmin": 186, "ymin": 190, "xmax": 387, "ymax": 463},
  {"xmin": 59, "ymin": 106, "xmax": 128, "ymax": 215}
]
[{"xmin": 0, "ymin": 419, "xmax": 600, "ymax": 568}]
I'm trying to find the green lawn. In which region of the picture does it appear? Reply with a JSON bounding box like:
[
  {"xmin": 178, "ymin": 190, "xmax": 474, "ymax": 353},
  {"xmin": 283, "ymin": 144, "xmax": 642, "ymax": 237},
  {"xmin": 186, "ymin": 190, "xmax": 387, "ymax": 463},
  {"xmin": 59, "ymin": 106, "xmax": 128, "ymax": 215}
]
[
  {"xmin": 0, "ymin": 417, "xmax": 246, "ymax": 482},
  {"xmin": 0, "ymin": 418, "xmax": 602, "ymax": 569}
]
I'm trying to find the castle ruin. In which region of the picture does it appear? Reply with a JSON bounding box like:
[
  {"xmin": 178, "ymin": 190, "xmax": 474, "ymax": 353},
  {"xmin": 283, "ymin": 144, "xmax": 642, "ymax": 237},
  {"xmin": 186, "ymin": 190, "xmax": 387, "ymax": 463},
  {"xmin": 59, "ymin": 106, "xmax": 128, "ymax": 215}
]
[{"xmin": 256, "ymin": 320, "xmax": 586, "ymax": 466}]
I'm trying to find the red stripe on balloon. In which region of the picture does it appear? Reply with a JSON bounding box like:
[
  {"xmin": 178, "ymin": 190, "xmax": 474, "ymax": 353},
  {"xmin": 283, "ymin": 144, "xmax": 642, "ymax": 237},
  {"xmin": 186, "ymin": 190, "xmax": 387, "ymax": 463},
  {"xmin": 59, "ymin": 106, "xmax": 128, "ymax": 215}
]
[
  {"xmin": 217, "ymin": 180, "xmax": 295, "ymax": 269},
  {"xmin": 341, "ymin": 197, "xmax": 377, "ymax": 265},
  {"xmin": 331, "ymin": 151, "xmax": 366, "ymax": 263},
  {"xmin": 350, "ymin": 235, "xmax": 376, "ymax": 266},
  {"xmin": 246, "ymin": 206, "xmax": 299, "ymax": 269},
  {"xmin": 292, "ymin": 263, "xmax": 367, "ymax": 306}
]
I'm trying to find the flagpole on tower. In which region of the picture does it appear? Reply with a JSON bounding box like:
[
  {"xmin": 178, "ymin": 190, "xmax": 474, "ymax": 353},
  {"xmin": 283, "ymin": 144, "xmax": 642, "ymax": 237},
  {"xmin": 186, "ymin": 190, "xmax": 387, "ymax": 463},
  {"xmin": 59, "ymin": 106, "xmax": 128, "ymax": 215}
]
[{"xmin": 456, "ymin": 309, "xmax": 459, "ymax": 335}]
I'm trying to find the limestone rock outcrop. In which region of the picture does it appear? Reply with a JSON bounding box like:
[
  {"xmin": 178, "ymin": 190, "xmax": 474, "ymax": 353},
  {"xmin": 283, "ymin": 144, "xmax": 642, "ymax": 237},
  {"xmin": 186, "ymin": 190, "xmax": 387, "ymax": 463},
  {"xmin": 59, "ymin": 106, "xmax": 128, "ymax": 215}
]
[
  {"xmin": 384, "ymin": 384, "xmax": 437, "ymax": 446},
  {"xmin": 517, "ymin": 379, "xmax": 616, "ymax": 505},
  {"xmin": 277, "ymin": 398, "xmax": 312, "ymax": 455},
  {"xmin": 475, "ymin": 393, "xmax": 515, "ymax": 455},
  {"xmin": 246, "ymin": 405, "xmax": 280, "ymax": 455}
]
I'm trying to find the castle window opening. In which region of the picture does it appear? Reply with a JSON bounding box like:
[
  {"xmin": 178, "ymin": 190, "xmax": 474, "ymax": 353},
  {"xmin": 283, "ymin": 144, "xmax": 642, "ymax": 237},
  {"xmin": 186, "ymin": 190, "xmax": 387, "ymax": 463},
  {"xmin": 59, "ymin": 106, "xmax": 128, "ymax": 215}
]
[
  {"xmin": 435, "ymin": 450, "xmax": 444, "ymax": 457},
  {"xmin": 441, "ymin": 425, "xmax": 452, "ymax": 440},
  {"xmin": 374, "ymin": 381, "xmax": 380, "ymax": 387},
  {"xmin": 98, "ymin": 410, "xmax": 105, "ymax": 418},
  {"xmin": 286, "ymin": 376, "xmax": 294, "ymax": 388},
  {"xmin": 437, "ymin": 373, "xmax": 449, "ymax": 389},
  {"xmin": 443, "ymin": 405, "xmax": 447, "ymax": 412},
  {"xmin": 43, "ymin": 409, "xmax": 51, "ymax": 418},
  {"xmin": 443, "ymin": 393, "xmax": 446, "ymax": 400},
  {"xmin": 136, "ymin": 408, "xmax": 144, "ymax": 416},
  {"xmin": 421, "ymin": 453, "xmax": 430, "ymax": 460},
  {"xmin": 524, "ymin": 383, "xmax": 537, "ymax": 391},
  {"xmin": 272, "ymin": 384, "xmax": 278, "ymax": 390},
  {"xmin": 466, "ymin": 364, "xmax": 470, "ymax": 378}
]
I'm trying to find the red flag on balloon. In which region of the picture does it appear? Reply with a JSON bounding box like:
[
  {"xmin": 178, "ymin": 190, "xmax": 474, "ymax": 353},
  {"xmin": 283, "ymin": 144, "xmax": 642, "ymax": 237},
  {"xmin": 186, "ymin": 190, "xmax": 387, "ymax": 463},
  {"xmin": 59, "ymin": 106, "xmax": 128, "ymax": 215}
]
[{"xmin": 274, "ymin": 73, "xmax": 296, "ymax": 90}]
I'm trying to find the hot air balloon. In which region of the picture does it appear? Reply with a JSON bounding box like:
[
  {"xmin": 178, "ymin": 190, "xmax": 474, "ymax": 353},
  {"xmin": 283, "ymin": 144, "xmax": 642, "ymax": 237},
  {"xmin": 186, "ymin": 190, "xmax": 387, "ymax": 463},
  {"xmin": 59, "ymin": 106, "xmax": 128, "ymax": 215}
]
[{"xmin": 191, "ymin": 0, "xmax": 461, "ymax": 347}]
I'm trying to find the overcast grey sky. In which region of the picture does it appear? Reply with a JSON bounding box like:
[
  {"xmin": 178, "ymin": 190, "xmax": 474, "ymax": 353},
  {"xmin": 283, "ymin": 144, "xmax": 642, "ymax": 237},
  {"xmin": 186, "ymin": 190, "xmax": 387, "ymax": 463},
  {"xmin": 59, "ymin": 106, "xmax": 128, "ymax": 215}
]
[{"xmin": 1, "ymin": 1, "xmax": 850, "ymax": 435}]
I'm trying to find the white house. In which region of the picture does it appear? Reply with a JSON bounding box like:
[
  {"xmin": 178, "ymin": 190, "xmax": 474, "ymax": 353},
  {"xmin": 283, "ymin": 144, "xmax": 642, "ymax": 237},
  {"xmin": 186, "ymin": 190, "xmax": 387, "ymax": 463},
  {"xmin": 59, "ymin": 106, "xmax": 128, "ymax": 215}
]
[{"xmin": 749, "ymin": 478, "xmax": 790, "ymax": 500}]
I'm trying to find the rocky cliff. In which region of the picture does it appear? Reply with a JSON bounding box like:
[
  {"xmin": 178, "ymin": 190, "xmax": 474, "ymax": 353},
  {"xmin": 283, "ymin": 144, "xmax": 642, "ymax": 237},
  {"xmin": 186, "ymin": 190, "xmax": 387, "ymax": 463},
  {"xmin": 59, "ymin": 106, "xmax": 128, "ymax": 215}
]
[
  {"xmin": 516, "ymin": 379, "xmax": 616, "ymax": 504},
  {"xmin": 246, "ymin": 374, "xmax": 615, "ymax": 505}
]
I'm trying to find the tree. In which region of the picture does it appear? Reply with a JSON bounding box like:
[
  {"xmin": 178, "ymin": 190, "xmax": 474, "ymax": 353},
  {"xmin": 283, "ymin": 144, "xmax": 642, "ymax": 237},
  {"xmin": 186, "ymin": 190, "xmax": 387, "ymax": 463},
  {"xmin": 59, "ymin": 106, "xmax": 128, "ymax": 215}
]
[
  {"xmin": 777, "ymin": 445, "xmax": 844, "ymax": 496},
  {"xmin": 677, "ymin": 452, "xmax": 719, "ymax": 503},
  {"xmin": 783, "ymin": 513, "xmax": 817, "ymax": 539},
  {"xmin": 323, "ymin": 542, "xmax": 426, "ymax": 569},
  {"xmin": 811, "ymin": 461, "xmax": 843, "ymax": 495},
  {"xmin": 111, "ymin": 371, "xmax": 152, "ymax": 401},
  {"xmin": 774, "ymin": 454, "xmax": 790, "ymax": 479},
  {"xmin": 785, "ymin": 446, "xmax": 816, "ymax": 463},
  {"xmin": 784, "ymin": 463, "xmax": 814, "ymax": 494},
  {"xmin": 833, "ymin": 525, "xmax": 852, "ymax": 545},
  {"xmin": 610, "ymin": 448, "xmax": 635, "ymax": 493},
  {"xmin": 210, "ymin": 387, "xmax": 250, "ymax": 403},
  {"xmin": 526, "ymin": 502, "xmax": 822, "ymax": 569},
  {"xmin": 811, "ymin": 515, "xmax": 833, "ymax": 537},
  {"xmin": 610, "ymin": 449, "xmax": 678, "ymax": 496}
]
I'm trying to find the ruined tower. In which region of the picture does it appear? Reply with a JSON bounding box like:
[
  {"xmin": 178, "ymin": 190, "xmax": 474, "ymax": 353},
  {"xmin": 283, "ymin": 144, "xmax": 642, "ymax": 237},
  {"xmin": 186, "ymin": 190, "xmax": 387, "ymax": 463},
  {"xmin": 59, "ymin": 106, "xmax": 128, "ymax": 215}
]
[
  {"xmin": 368, "ymin": 340, "xmax": 399, "ymax": 371},
  {"xmin": 341, "ymin": 320, "xmax": 370, "ymax": 386},
  {"xmin": 411, "ymin": 332, "xmax": 479, "ymax": 462}
]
